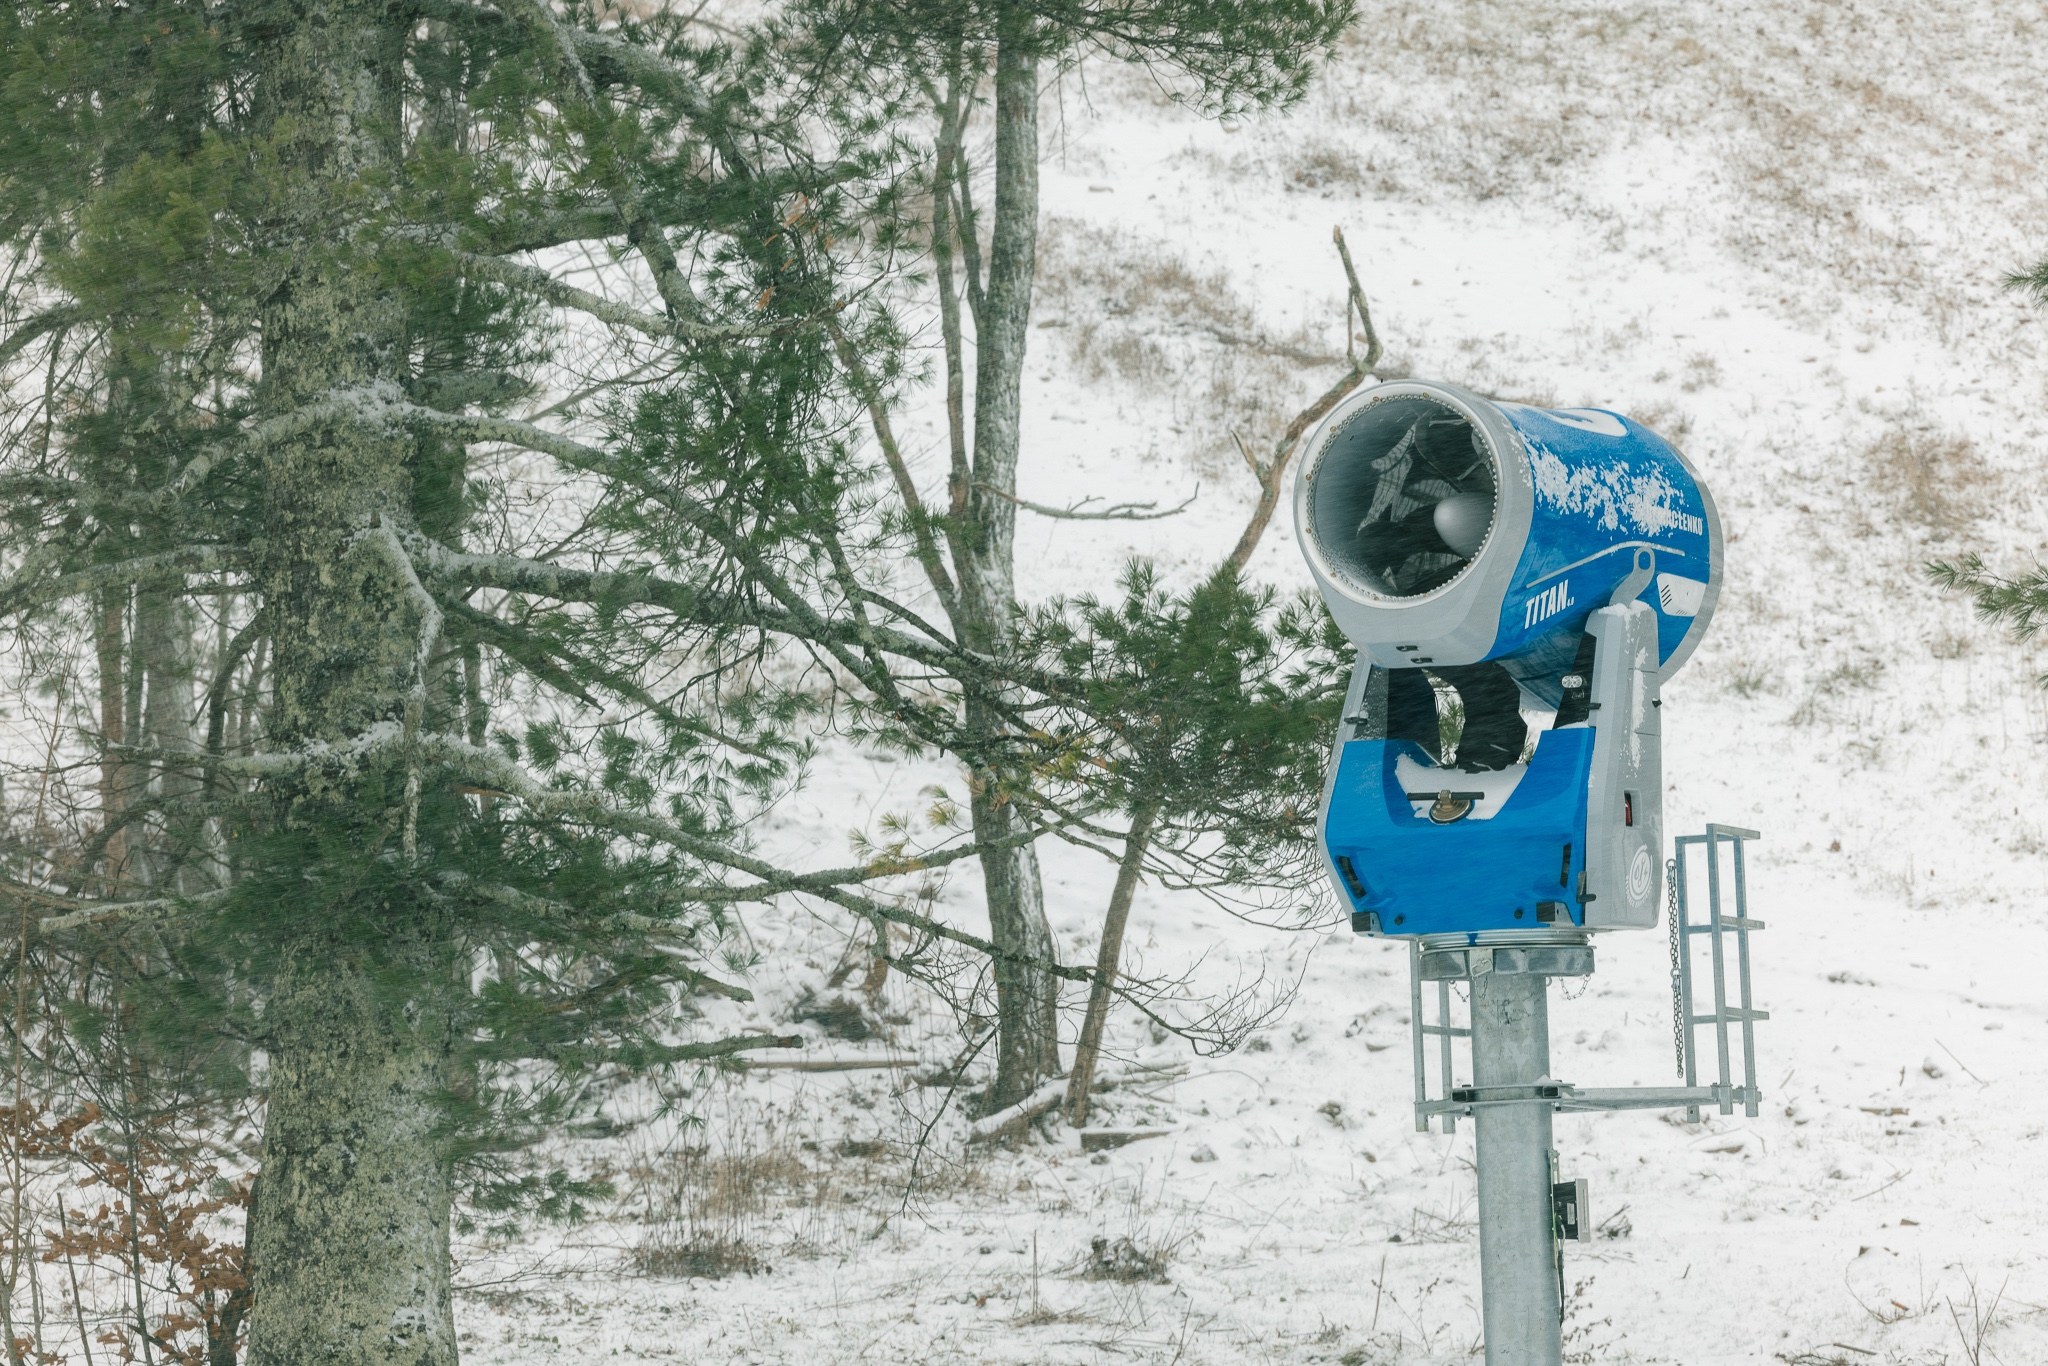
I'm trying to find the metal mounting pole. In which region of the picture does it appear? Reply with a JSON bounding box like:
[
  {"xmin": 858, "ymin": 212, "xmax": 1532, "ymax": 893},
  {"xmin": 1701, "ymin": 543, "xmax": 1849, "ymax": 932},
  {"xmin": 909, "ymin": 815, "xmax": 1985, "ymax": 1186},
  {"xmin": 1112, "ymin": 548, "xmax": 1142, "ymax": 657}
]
[
  {"xmin": 1470, "ymin": 967, "xmax": 1562, "ymax": 1366},
  {"xmin": 1398, "ymin": 831, "xmax": 1766, "ymax": 1361}
]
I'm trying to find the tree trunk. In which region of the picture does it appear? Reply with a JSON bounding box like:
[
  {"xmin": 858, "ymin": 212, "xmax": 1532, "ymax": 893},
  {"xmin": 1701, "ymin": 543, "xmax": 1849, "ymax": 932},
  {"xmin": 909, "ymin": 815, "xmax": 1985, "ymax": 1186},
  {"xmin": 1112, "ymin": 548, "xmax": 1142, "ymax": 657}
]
[
  {"xmin": 245, "ymin": 947, "xmax": 457, "ymax": 1366},
  {"xmin": 240, "ymin": 3, "xmax": 459, "ymax": 1361},
  {"xmin": 1058, "ymin": 281, "xmax": 1373, "ymax": 1124},
  {"xmin": 135, "ymin": 585, "xmax": 199, "ymax": 891},
  {"xmin": 1065, "ymin": 800, "xmax": 1158, "ymax": 1127},
  {"xmin": 94, "ymin": 588, "xmax": 128, "ymax": 890},
  {"xmin": 956, "ymin": 25, "xmax": 1061, "ymax": 1110},
  {"xmin": 967, "ymin": 722, "xmax": 1061, "ymax": 1108},
  {"xmin": 958, "ymin": 30, "xmax": 1037, "ymax": 659}
]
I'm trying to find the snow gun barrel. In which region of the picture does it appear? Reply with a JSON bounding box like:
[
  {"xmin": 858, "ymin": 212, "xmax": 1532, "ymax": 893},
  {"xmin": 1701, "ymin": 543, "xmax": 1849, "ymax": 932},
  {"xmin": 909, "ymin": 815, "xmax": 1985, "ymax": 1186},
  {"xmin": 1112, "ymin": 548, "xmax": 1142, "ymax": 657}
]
[{"xmin": 1292, "ymin": 379, "xmax": 1721, "ymax": 706}]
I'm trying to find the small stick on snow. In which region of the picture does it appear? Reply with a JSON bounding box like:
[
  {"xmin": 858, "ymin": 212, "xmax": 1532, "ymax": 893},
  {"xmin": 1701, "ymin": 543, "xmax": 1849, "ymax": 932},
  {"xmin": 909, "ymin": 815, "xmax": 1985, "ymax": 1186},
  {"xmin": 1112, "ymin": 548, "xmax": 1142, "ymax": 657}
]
[
  {"xmin": 1934, "ymin": 1038, "xmax": 1989, "ymax": 1085},
  {"xmin": 1850, "ymin": 1169, "xmax": 1911, "ymax": 1202},
  {"xmin": 967, "ymin": 1064, "xmax": 1186, "ymax": 1144},
  {"xmin": 742, "ymin": 1057, "xmax": 922, "ymax": 1073}
]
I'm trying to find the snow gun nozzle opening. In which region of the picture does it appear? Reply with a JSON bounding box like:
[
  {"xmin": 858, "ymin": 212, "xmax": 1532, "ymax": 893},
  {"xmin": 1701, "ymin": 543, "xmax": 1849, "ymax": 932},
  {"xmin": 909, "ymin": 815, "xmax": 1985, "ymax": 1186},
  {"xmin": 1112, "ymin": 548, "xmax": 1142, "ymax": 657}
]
[{"xmin": 1303, "ymin": 393, "xmax": 1499, "ymax": 602}]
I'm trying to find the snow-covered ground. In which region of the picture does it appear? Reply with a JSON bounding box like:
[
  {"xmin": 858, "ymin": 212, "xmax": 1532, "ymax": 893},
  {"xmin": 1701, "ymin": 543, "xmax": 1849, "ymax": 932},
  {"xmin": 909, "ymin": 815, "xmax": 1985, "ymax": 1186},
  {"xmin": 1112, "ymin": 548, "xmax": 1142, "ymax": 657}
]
[{"xmin": 459, "ymin": 3, "xmax": 2048, "ymax": 1362}]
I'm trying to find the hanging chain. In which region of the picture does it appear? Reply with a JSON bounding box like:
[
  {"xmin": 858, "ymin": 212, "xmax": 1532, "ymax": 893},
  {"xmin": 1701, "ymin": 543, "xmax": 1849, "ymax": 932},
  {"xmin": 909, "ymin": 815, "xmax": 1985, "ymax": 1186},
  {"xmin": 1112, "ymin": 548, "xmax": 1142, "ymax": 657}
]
[{"xmin": 1665, "ymin": 855, "xmax": 1686, "ymax": 1078}]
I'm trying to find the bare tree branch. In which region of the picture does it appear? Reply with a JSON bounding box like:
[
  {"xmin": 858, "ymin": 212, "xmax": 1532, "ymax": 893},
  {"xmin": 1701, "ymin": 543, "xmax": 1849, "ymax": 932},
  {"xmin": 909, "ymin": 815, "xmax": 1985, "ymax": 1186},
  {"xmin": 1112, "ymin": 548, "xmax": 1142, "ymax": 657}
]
[
  {"xmin": 976, "ymin": 482, "xmax": 1198, "ymax": 522},
  {"xmin": 828, "ymin": 321, "xmax": 961, "ymax": 618},
  {"xmin": 1221, "ymin": 225, "xmax": 1381, "ymax": 571}
]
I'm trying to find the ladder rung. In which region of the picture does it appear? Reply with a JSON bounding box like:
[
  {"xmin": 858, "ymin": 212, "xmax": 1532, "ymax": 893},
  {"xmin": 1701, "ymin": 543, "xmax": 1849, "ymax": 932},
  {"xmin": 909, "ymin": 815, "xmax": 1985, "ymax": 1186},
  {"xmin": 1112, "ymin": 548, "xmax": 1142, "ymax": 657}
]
[
  {"xmin": 1685, "ymin": 916, "xmax": 1766, "ymax": 932},
  {"xmin": 1687, "ymin": 1008, "xmax": 1770, "ymax": 1024},
  {"xmin": 1676, "ymin": 825, "xmax": 1761, "ymax": 844},
  {"xmin": 1418, "ymin": 1024, "xmax": 1471, "ymax": 1038}
]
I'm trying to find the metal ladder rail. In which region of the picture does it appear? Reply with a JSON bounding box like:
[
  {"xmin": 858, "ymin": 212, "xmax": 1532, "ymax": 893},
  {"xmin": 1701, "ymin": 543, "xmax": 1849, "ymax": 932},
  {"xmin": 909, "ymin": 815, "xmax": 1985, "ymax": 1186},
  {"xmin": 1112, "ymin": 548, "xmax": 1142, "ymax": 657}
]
[
  {"xmin": 1675, "ymin": 826, "xmax": 1765, "ymax": 1120},
  {"xmin": 1411, "ymin": 941, "xmax": 1471, "ymax": 1133}
]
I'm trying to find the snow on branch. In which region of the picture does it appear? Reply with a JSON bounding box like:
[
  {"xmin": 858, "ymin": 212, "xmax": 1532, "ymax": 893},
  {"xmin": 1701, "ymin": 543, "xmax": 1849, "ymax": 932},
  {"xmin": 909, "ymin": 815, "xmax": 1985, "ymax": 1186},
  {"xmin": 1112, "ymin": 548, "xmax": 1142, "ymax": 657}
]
[
  {"xmin": 359, "ymin": 523, "xmax": 445, "ymax": 862},
  {"xmin": 359, "ymin": 525, "xmax": 442, "ymax": 720},
  {"xmin": 451, "ymin": 251, "xmax": 795, "ymax": 342},
  {"xmin": 31, "ymin": 887, "xmax": 232, "ymax": 936},
  {"xmin": 0, "ymin": 545, "xmax": 231, "ymax": 616},
  {"xmin": 157, "ymin": 379, "xmax": 618, "ymax": 508}
]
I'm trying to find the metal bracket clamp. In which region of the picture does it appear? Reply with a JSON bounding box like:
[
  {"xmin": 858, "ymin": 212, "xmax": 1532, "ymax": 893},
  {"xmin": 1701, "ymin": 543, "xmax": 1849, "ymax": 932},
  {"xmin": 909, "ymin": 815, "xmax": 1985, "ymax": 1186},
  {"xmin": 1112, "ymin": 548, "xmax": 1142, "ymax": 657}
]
[
  {"xmin": 1417, "ymin": 942, "xmax": 1596, "ymax": 981},
  {"xmin": 1450, "ymin": 1083, "xmax": 1568, "ymax": 1106},
  {"xmin": 1410, "ymin": 939, "xmax": 1593, "ymax": 1134},
  {"xmin": 1416, "ymin": 1080, "xmax": 1761, "ymax": 1124}
]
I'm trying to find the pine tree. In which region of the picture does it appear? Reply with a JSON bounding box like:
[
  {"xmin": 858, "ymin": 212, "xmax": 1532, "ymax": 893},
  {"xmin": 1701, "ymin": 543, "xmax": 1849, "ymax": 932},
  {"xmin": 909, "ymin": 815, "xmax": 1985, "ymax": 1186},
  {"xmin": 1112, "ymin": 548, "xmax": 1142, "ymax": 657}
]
[{"xmin": 0, "ymin": 4, "xmax": 967, "ymax": 1359}]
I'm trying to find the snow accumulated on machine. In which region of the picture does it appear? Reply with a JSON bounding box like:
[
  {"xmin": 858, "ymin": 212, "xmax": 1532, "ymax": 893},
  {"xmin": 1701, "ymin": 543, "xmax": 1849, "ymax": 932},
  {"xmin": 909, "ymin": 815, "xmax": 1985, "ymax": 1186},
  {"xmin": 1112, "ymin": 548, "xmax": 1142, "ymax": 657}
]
[{"xmin": 1294, "ymin": 380, "xmax": 1722, "ymax": 939}]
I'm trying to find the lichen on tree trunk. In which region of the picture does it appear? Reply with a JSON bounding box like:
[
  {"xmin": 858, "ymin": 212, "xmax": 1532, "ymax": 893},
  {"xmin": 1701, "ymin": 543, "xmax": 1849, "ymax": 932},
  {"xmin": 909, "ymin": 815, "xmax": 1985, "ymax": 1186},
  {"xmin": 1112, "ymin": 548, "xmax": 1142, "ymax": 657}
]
[
  {"xmin": 238, "ymin": 2, "xmax": 461, "ymax": 1360},
  {"xmin": 244, "ymin": 946, "xmax": 457, "ymax": 1366}
]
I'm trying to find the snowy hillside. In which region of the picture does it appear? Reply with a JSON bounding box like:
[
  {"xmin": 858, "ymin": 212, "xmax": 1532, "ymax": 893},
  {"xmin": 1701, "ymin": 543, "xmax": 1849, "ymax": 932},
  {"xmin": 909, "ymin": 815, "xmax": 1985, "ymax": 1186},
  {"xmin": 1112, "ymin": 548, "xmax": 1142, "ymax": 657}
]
[{"xmin": 462, "ymin": 3, "xmax": 2048, "ymax": 1362}]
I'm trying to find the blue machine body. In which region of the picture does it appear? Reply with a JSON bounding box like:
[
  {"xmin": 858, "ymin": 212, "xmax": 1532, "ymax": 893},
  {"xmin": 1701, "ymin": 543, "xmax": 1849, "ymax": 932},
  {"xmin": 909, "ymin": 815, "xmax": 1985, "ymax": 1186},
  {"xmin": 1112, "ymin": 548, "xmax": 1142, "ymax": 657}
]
[
  {"xmin": 1480, "ymin": 403, "xmax": 1715, "ymax": 702},
  {"xmin": 1325, "ymin": 733, "xmax": 1594, "ymax": 936},
  {"xmin": 1293, "ymin": 380, "xmax": 1718, "ymax": 940}
]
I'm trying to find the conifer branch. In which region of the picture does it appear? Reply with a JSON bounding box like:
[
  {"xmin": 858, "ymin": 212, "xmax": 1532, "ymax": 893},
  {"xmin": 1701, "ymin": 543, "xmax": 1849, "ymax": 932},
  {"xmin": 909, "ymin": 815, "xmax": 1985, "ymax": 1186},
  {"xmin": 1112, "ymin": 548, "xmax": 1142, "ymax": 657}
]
[
  {"xmin": 0, "ymin": 546, "xmax": 232, "ymax": 617},
  {"xmin": 439, "ymin": 599, "xmax": 789, "ymax": 761},
  {"xmin": 412, "ymin": 733, "xmax": 1007, "ymax": 892},
  {"xmin": 0, "ymin": 473, "xmax": 79, "ymax": 503},
  {"xmin": 399, "ymin": 737, "xmax": 1098, "ymax": 985},
  {"xmin": 449, "ymin": 251, "xmax": 793, "ymax": 341},
  {"xmin": 827, "ymin": 320, "xmax": 962, "ymax": 618},
  {"xmin": 504, "ymin": 0, "xmax": 735, "ymax": 329},
  {"xmin": 360, "ymin": 525, "xmax": 444, "ymax": 863},
  {"xmin": 640, "ymin": 1033, "xmax": 804, "ymax": 1064},
  {"xmin": 445, "ymin": 877, "xmax": 754, "ymax": 999},
  {"xmin": 411, "ymin": 532, "xmax": 964, "ymax": 671},
  {"xmin": 506, "ymin": 1032, "xmax": 804, "ymax": 1069},
  {"xmin": 30, "ymin": 888, "xmax": 232, "ymax": 936},
  {"xmin": 0, "ymin": 304, "xmax": 82, "ymax": 373},
  {"xmin": 1930, "ymin": 554, "xmax": 2048, "ymax": 648},
  {"xmin": 474, "ymin": 202, "xmax": 627, "ymax": 255},
  {"xmin": 203, "ymin": 610, "xmax": 269, "ymax": 800}
]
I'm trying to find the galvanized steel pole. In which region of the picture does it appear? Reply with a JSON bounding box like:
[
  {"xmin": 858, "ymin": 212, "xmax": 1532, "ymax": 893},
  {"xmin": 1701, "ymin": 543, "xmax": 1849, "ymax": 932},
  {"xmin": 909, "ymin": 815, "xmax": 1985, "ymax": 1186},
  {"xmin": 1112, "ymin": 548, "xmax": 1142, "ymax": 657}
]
[{"xmin": 1470, "ymin": 968, "xmax": 1562, "ymax": 1365}]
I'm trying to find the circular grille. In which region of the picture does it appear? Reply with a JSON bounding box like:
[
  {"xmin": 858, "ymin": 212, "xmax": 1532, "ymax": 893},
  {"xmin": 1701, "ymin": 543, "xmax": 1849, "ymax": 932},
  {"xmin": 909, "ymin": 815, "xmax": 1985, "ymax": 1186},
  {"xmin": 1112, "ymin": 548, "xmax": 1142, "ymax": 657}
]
[{"xmin": 1307, "ymin": 394, "xmax": 1499, "ymax": 599}]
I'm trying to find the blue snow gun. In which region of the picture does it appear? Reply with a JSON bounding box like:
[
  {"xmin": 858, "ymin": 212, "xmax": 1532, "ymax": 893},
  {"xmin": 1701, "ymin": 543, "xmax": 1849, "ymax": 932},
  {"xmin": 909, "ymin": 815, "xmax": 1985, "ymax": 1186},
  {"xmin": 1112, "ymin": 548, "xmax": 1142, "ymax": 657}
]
[{"xmin": 1293, "ymin": 380, "xmax": 1722, "ymax": 939}]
